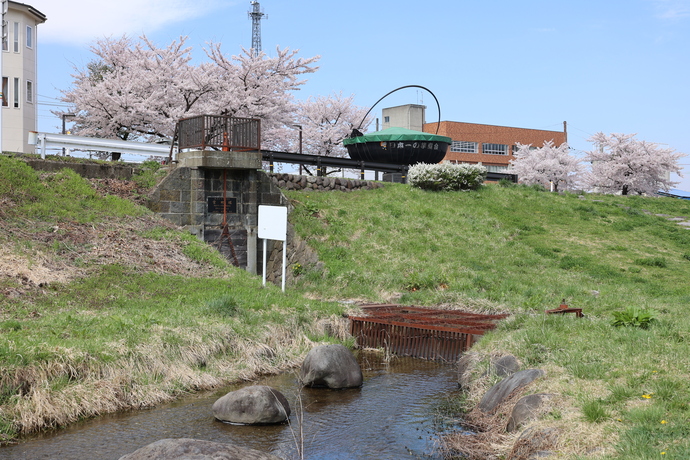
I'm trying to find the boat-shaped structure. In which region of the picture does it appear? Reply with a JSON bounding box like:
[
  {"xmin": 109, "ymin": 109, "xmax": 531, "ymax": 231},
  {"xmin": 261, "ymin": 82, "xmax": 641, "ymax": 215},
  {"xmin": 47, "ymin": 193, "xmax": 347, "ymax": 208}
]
[{"xmin": 343, "ymin": 127, "xmax": 451, "ymax": 165}]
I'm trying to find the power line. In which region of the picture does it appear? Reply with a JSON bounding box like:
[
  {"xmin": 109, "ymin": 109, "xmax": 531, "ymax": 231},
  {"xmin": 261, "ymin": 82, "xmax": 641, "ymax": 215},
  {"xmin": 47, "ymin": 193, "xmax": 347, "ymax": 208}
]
[{"xmin": 37, "ymin": 93, "xmax": 64, "ymax": 101}]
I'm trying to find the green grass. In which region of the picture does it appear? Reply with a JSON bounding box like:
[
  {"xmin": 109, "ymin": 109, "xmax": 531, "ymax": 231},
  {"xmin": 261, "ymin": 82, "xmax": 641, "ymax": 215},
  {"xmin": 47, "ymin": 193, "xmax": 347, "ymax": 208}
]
[
  {"xmin": 0, "ymin": 155, "xmax": 143, "ymax": 222},
  {"xmin": 0, "ymin": 156, "xmax": 345, "ymax": 442},
  {"xmin": 287, "ymin": 185, "xmax": 690, "ymax": 313},
  {"xmin": 131, "ymin": 160, "xmax": 167, "ymax": 189},
  {"xmin": 285, "ymin": 183, "xmax": 690, "ymax": 458},
  {"xmin": 4, "ymin": 155, "xmax": 690, "ymax": 457}
]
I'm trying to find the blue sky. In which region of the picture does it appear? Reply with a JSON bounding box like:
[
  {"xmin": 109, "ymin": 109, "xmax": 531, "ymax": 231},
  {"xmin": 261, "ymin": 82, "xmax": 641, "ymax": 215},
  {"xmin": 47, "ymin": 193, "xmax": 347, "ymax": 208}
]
[{"xmin": 31, "ymin": 0, "xmax": 690, "ymax": 188}]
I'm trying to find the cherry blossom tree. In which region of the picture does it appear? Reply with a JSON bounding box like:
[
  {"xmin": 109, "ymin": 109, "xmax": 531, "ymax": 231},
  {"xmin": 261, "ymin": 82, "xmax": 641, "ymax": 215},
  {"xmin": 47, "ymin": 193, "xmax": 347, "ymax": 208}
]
[
  {"xmin": 59, "ymin": 35, "xmax": 216, "ymax": 141},
  {"xmin": 57, "ymin": 35, "xmax": 319, "ymax": 143},
  {"xmin": 203, "ymin": 44, "xmax": 319, "ymax": 130},
  {"xmin": 263, "ymin": 92, "xmax": 372, "ymax": 157},
  {"xmin": 584, "ymin": 132, "xmax": 684, "ymax": 195},
  {"xmin": 508, "ymin": 140, "xmax": 582, "ymax": 192}
]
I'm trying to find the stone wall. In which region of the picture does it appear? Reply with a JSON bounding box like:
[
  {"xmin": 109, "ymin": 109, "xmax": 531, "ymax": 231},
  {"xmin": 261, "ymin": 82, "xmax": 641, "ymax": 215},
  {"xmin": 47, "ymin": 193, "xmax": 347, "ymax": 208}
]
[
  {"xmin": 23, "ymin": 158, "xmax": 136, "ymax": 179},
  {"xmin": 264, "ymin": 225, "xmax": 322, "ymax": 287},
  {"xmin": 269, "ymin": 173, "xmax": 385, "ymax": 192},
  {"xmin": 147, "ymin": 166, "xmax": 286, "ymax": 273},
  {"xmin": 146, "ymin": 165, "xmax": 324, "ymax": 287}
]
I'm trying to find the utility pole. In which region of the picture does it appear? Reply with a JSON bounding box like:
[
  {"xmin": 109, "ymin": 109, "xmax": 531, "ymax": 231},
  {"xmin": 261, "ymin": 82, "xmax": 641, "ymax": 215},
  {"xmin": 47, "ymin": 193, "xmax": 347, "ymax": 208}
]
[
  {"xmin": 248, "ymin": 1, "xmax": 267, "ymax": 58},
  {"xmin": 563, "ymin": 120, "xmax": 568, "ymax": 143}
]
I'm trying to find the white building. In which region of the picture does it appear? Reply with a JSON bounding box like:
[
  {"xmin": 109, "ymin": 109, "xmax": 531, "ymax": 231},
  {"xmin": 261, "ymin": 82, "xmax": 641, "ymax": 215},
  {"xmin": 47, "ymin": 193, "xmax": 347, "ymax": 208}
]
[
  {"xmin": 381, "ymin": 104, "xmax": 426, "ymax": 132},
  {"xmin": 2, "ymin": 1, "xmax": 46, "ymax": 153}
]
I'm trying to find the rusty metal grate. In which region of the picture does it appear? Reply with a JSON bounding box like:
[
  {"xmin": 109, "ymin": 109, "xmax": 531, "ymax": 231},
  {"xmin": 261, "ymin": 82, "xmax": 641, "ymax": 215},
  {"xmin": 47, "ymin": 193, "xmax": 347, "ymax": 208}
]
[{"xmin": 348, "ymin": 304, "xmax": 509, "ymax": 362}]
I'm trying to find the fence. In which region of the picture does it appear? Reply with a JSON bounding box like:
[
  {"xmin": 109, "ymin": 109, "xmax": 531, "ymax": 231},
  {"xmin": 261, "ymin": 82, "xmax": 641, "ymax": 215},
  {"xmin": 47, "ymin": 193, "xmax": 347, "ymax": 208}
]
[{"xmin": 29, "ymin": 132, "xmax": 174, "ymax": 160}]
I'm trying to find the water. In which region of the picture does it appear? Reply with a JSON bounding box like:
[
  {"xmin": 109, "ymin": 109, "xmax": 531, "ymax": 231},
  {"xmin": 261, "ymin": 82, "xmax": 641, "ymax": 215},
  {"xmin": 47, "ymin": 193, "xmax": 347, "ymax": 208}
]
[{"xmin": 0, "ymin": 353, "xmax": 462, "ymax": 460}]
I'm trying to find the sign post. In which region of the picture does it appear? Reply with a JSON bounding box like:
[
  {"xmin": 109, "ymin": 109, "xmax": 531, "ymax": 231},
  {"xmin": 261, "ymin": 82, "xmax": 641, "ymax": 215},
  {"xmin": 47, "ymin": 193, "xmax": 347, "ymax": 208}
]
[{"xmin": 258, "ymin": 205, "xmax": 288, "ymax": 292}]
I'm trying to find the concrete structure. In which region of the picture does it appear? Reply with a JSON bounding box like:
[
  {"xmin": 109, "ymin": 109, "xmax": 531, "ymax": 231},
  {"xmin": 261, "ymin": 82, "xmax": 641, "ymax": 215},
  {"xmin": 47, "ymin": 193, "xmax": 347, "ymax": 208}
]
[
  {"xmin": 382, "ymin": 104, "xmax": 426, "ymax": 132},
  {"xmin": 146, "ymin": 151, "xmax": 381, "ymax": 279},
  {"xmin": 2, "ymin": 1, "xmax": 46, "ymax": 153},
  {"xmin": 147, "ymin": 149, "xmax": 274, "ymax": 272},
  {"xmin": 381, "ymin": 104, "xmax": 567, "ymax": 174}
]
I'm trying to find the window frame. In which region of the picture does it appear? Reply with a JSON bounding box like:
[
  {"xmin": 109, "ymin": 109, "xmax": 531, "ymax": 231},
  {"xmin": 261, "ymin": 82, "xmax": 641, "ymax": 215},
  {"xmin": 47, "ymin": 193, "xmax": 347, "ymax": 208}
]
[
  {"xmin": 1, "ymin": 77, "xmax": 7, "ymax": 107},
  {"xmin": 485, "ymin": 164, "xmax": 509, "ymax": 173},
  {"xmin": 482, "ymin": 143, "xmax": 509, "ymax": 155},
  {"xmin": 13, "ymin": 22, "xmax": 19, "ymax": 53},
  {"xmin": 26, "ymin": 25, "xmax": 32, "ymax": 49},
  {"xmin": 13, "ymin": 77, "xmax": 19, "ymax": 108},
  {"xmin": 26, "ymin": 79, "xmax": 33, "ymax": 104},
  {"xmin": 451, "ymin": 140, "xmax": 479, "ymax": 153}
]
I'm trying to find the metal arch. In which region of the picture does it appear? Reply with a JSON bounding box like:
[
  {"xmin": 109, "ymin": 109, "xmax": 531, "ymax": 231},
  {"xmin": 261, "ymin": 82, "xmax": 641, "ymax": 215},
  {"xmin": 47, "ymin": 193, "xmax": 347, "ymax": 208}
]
[{"xmin": 353, "ymin": 85, "xmax": 443, "ymax": 135}]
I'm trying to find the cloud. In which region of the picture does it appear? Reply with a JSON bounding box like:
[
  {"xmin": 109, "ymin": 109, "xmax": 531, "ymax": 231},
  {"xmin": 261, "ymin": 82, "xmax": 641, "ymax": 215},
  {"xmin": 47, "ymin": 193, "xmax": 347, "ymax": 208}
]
[
  {"xmin": 651, "ymin": 0, "xmax": 690, "ymax": 19},
  {"xmin": 29, "ymin": 0, "xmax": 232, "ymax": 46}
]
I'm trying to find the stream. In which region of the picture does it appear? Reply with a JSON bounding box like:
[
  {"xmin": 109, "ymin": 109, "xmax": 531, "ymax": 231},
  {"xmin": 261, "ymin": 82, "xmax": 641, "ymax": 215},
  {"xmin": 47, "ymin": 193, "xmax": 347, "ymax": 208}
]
[{"xmin": 0, "ymin": 352, "xmax": 463, "ymax": 460}]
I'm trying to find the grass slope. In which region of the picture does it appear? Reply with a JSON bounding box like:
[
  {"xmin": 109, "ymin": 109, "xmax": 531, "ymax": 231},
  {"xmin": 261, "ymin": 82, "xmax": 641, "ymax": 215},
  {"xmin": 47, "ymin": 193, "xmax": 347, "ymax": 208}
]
[
  {"xmin": 285, "ymin": 183, "xmax": 690, "ymax": 459},
  {"xmin": 3, "ymin": 153, "xmax": 690, "ymax": 458},
  {"xmin": 0, "ymin": 156, "xmax": 347, "ymax": 444}
]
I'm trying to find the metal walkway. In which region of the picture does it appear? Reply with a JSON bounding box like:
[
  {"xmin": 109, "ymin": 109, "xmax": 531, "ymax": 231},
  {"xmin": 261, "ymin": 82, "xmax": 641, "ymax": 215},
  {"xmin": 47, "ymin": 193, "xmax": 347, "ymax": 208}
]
[{"xmin": 349, "ymin": 304, "xmax": 508, "ymax": 362}]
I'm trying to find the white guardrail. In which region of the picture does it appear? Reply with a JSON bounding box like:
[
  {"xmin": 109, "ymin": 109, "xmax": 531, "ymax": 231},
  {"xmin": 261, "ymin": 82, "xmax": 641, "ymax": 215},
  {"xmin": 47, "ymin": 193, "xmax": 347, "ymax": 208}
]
[{"xmin": 29, "ymin": 132, "xmax": 176, "ymax": 160}]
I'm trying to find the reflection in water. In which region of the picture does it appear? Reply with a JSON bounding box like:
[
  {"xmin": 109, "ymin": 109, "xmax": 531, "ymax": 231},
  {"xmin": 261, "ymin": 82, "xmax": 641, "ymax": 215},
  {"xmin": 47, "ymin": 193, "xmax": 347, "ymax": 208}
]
[{"xmin": 0, "ymin": 352, "xmax": 462, "ymax": 460}]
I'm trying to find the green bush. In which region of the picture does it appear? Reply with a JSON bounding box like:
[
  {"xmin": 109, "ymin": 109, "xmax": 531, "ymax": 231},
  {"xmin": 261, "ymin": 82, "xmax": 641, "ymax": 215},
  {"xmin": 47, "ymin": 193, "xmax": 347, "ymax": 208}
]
[
  {"xmin": 132, "ymin": 160, "xmax": 166, "ymax": 190},
  {"xmin": 408, "ymin": 163, "xmax": 486, "ymax": 191}
]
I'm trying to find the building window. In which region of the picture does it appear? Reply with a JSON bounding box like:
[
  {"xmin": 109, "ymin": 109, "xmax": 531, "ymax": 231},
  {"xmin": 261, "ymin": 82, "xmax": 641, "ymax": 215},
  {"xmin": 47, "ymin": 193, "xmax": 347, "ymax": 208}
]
[
  {"xmin": 26, "ymin": 25, "xmax": 32, "ymax": 49},
  {"xmin": 512, "ymin": 145, "xmax": 537, "ymax": 154},
  {"xmin": 2, "ymin": 34, "xmax": 7, "ymax": 52},
  {"xmin": 384, "ymin": 116, "xmax": 390, "ymax": 123},
  {"xmin": 13, "ymin": 77, "xmax": 19, "ymax": 108},
  {"xmin": 1, "ymin": 77, "xmax": 7, "ymax": 107},
  {"xmin": 486, "ymin": 165, "xmax": 509, "ymax": 173},
  {"xmin": 482, "ymin": 143, "xmax": 508, "ymax": 155},
  {"xmin": 451, "ymin": 141, "xmax": 479, "ymax": 153},
  {"xmin": 13, "ymin": 22, "xmax": 19, "ymax": 52},
  {"xmin": 26, "ymin": 80, "xmax": 33, "ymax": 103}
]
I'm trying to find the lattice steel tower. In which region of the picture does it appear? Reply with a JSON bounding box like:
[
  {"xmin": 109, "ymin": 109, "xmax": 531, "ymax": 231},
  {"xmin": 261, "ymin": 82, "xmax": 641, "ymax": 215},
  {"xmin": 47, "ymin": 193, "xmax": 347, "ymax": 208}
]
[{"xmin": 248, "ymin": 1, "xmax": 267, "ymax": 57}]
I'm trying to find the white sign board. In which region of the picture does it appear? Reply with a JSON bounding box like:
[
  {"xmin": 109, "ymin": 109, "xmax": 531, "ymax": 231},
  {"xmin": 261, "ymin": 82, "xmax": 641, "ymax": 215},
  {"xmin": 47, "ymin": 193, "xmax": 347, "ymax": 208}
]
[
  {"xmin": 258, "ymin": 205, "xmax": 288, "ymax": 291},
  {"xmin": 258, "ymin": 205, "xmax": 287, "ymax": 241}
]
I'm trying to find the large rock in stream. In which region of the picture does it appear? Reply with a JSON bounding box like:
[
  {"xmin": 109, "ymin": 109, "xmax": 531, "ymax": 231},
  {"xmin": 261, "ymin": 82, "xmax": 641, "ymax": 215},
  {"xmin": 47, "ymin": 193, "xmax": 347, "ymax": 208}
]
[
  {"xmin": 119, "ymin": 438, "xmax": 282, "ymax": 460},
  {"xmin": 212, "ymin": 385, "xmax": 290, "ymax": 425},
  {"xmin": 300, "ymin": 344, "xmax": 363, "ymax": 389}
]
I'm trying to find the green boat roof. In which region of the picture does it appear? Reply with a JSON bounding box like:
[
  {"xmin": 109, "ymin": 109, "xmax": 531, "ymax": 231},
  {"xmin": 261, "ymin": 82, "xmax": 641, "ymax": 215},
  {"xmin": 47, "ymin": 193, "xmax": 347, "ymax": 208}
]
[{"xmin": 343, "ymin": 127, "xmax": 452, "ymax": 146}]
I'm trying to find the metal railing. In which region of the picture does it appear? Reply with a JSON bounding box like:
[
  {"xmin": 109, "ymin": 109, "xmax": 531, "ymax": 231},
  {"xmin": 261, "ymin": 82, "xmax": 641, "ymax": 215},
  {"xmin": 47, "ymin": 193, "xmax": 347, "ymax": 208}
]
[
  {"xmin": 29, "ymin": 132, "xmax": 174, "ymax": 160},
  {"xmin": 176, "ymin": 115, "xmax": 260, "ymax": 152}
]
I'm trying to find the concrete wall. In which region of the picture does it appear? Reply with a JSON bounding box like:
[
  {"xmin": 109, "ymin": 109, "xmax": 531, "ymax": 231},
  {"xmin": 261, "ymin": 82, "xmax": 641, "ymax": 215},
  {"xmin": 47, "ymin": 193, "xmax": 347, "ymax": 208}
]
[{"xmin": 23, "ymin": 158, "xmax": 136, "ymax": 179}]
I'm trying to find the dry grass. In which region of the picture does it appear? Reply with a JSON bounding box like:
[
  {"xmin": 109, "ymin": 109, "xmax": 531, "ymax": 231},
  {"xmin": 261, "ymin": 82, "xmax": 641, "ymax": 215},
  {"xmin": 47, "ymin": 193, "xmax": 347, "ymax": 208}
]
[
  {"xmin": 444, "ymin": 352, "xmax": 620, "ymax": 460},
  {"xmin": 1, "ymin": 313, "xmax": 348, "ymax": 439}
]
